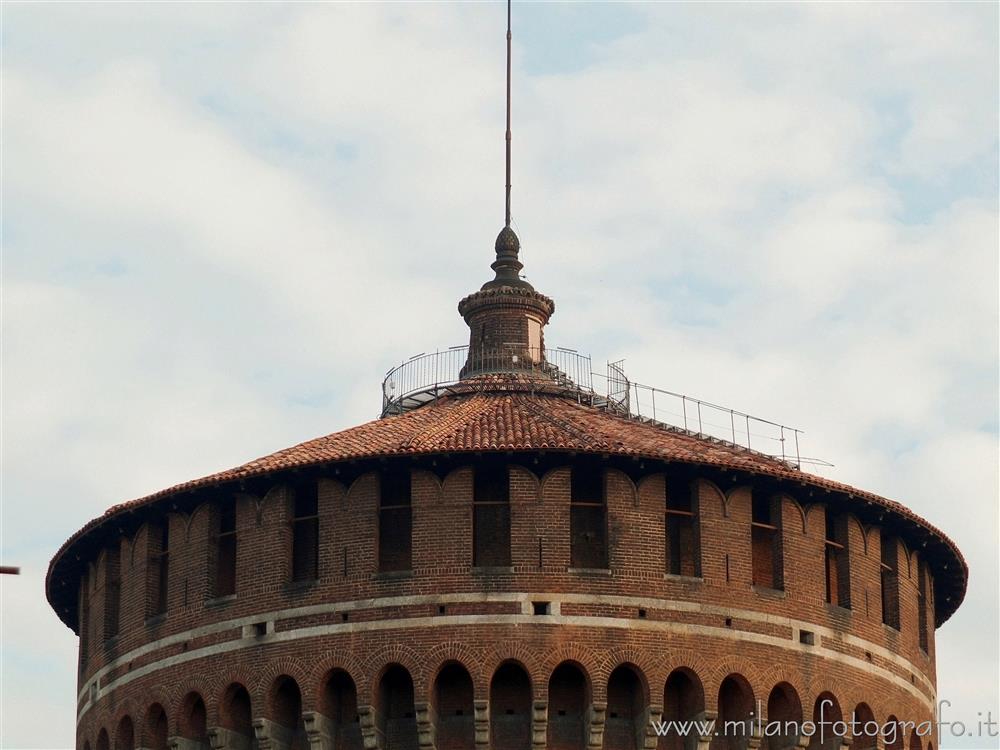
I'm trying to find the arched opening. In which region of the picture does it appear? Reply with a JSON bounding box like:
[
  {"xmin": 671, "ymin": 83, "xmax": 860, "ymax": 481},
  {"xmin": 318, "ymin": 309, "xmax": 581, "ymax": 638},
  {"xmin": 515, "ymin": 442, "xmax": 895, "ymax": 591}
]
[
  {"xmin": 434, "ymin": 663, "xmax": 475, "ymax": 749},
  {"xmin": 96, "ymin": 729, "xmax": 110, "ymax": 750},
  {"xmin": 764, "ymin": 683, "xmax": 802, "ymax": 750},
  {"xmin": 659, "ymin": 668, "xmax": 705, "ymax": 750},
  {"xmin": 178, "ymin": 692, "xmax": 208, "ymax": 742},
  {"xmin": 711, "ymin": 674, "xmax": 754, "ymax": 750},
  {"xmin": 490, "ymin": 661, "xmax": 532, "ymax": 750},
  {"xmin": 807, "ymin": 693, "xmax": 843, "ymax": 750},
  {"xmin": 321, "ymin": 670, "xmax": 363, "ymax": 750},
  {"xmin": 604, "ymin": 664, "xmax": 647, "ymax": 750},
  {"xmin": 378, "ymin": 664, "xmax": 418, "ymax": 750},
  {"xmin": 547, "ymin": 662, "xmax": 589, "ymax": 750},
  {"xmin": 909, "ymin": 730, "xmax": 923, "ymax": 750},
  {"xmin": 220, "ymin": 683, "xmax": 253, "ymax": 737},
  {"xmin": 144, "ymin": 704, "xmax": 168, "ymax": 750},
  {"xmin": 885, "ymin": 715, "xmax": 904, "ymax": 750},
  {"xmin": 114, "ymin": 716, "xmax": 134, "ymax": 750},
  {"xmin": 852, "ymin": 703, "xmax": 878, "ymax": 750},
  {"xmin": 272, "ymin": 675, "xmax": 306, "ymax": 749}
]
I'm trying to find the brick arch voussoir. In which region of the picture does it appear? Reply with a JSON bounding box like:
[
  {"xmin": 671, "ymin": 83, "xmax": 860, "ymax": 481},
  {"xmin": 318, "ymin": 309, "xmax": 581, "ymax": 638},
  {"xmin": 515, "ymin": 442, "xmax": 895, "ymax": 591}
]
[
  {"xmin": 253, "ymin": 656, "xmax": 311, "ymax": 718},
  {"xmin": 307, "ymin": 650, "xmax": 367, "ymax": 712},
  {"xmin": 137, "ymin": 685, "xmax": 173, "ymax": 744},
  {"xmin": 112, "ymin": 713, "xmax": 138, "ymax": 749},
  {"xmin": 720, "ymin": 482, "xmax": 745, "ymax": 519},
  {"xmin": 483, "ymin": 640, "xmax": 545, "ymax": 700},
  {"xmin": 440, "ymin": 466, "xmax": 473, "ymax": 499},
  {"xmin": 423, "ymin": 641, "xmax": 487, "ymax": 698},
  {"xmin": 411, "ymin": 469, "xmax": 444, "ymax": 499},
  {"xmin": 606, "ymin": 467, "xmax": 638, "ymax": 507},
  {"xmin": 363, "ymin": 644, "xmax": 425, "ymax": 703},
  {"xmin": 602, "ymin": 645, "xmax": 657, "ymax": 706},
  {"xmin": 754, "ymin": 665, "xmax": 807, "ymax": 720},
  {"xmin": 168, "ymin": 679, "xmax": 211, "ymax": 736},
  {"xmin": 345, "ymin": 471, "xmax": 378, "ymax": 504},
  {"xmin": 804, "ymin": 683, "xmax": 850, "ymax": 725},
  {"xmin": 109, "ymin": 700, "xmax": 138, "ymax": 739},
  {"xmin": 184, "ymin": 504, "xmax": 210, "ymax": 544},
  {"xmin": 539, "ymin": 466, "xmax": 570, "ymax": 504},
  {"xmin": 703, "ymin": 656, "xmax": 759, "ymax": 712},
  {"xmin": 846, "ymin": 513, "xmax": 869, "ymax": 554},
  {"xmin": 208, "ymin": 666, "xmax": 261, "ymax": 724},
  {"xmin": 509, "ymin": 464, "xmax": 542, "ymax": 502},
  {"xmin": 776, "ymin": 493, "xmax": 807, "ymax": 534},
  {"xmin": 538, "ymin": 642, "xmax": 601, "ymax": 702},
  {"xmin": 804, "ymin": 503, "xmax": 826, "ymax": 537}
]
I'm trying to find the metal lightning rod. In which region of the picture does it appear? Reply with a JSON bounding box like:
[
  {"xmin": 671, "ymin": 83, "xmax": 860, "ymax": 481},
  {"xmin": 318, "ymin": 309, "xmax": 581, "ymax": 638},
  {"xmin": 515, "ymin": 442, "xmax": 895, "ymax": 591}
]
[{"xmin": 505, "ymin": 0, "xmax": 512, "ymax": 228}]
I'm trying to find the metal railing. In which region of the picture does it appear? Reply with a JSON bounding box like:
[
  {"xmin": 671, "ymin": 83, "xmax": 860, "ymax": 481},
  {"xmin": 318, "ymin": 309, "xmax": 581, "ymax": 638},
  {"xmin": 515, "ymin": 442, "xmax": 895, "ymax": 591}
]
[
  {"xmin": 381, "ymin": 345, "xmax": 592, "ymax": 417},
  {"xmin": 589, "ymin": 371, "xmax": 819, "ymax": 469},
  {"xmin": 379, "ymin": 346, "xmax": 826, "ymax": 470}
]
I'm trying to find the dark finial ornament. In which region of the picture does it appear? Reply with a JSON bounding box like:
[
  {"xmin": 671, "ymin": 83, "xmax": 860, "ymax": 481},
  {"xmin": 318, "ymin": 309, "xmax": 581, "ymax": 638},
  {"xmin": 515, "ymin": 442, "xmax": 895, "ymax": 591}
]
[{"xmin": 483, "ymin": 225, "xmax": 532, "ymax": 290}]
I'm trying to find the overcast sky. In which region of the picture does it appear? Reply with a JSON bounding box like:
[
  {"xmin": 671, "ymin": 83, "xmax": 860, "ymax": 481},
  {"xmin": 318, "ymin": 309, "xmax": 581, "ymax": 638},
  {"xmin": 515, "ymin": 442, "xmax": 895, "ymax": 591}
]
[{"xmin": 2, "ymin": 2, "xmax": 997, "ymax": 747}]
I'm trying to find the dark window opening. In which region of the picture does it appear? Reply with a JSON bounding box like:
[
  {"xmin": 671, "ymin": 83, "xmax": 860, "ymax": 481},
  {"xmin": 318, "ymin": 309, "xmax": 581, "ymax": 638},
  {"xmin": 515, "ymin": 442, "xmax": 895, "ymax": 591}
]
[
  {"xmin": 880, "ymin": 534, "xmax": 900, "ymax": 630},
  {"xmin": 379, "ymin": 469, "xmax": 412, "ymax": 572},
  {"xmin": 824, "ymin": 510, "xmax": 851, "ymax": 608},
  {"xmin": 147, "ymin": 522, "xmax": 169, "ymax": 618},
  {"xmin": 750, "ymin": 496, "xmax": 782, "ymax": 590},
  {"xmin": 532, "ymin": 601, "xmax": 551, "ymax": 615},
  {"xmin": 103, "ymin": 548, "xmax": 121, "ymax": 641},
  {"xmin": 571, "ymin": 463, "xmax": 607, "ymax": 569},
  {"xmin": 79, "ymin": 574, "xmax": 90, "ymax": 667},
  {"xmin": 917, "ymin": 562, "xmax": 929, "ymax": 652},
  {"xmin": 474, "ymin": 464, "xmax": 511, "ymax": 567},
  {"xmin": 666, "ymin": 478, "xmax": 699, "ymax": 577},
  {"xmin": 213, "ymin": 500, "xmax": 237, "ymax": 598},
  {"xmin": 292, "ymin": 482, "xmax": 320, "ymax": 582}
]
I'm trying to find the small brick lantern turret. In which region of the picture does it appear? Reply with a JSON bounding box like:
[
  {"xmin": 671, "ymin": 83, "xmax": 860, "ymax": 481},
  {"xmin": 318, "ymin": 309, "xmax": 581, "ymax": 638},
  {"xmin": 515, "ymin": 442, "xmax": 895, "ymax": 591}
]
[{"xmin": 458, "ymin": 226, "xmax": 555, "ymax": 378}]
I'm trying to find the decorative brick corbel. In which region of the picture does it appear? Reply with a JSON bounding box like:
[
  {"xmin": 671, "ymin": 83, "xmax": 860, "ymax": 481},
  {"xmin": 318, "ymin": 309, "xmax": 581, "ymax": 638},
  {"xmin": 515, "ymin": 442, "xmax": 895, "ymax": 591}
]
[
  {"xmin": 415, "ymin": 700, "xmax": 436, "ymax": 749},
  {"xmin": 357, "ymin": 705, "xmax": 380, "ymax": 750},
  {"xmin": 587, "ymin": 701, "xmax": 607, "ymax": 750},
  {"xmin": 301, "ymin": 711, "xmax": 336, "ymax": 750},
  {"xmin": 473, "ymin": 699, "xmax": 490, "ymax": 749},
  {"xmin": 252, "ymin": 718, "xmax": 295, "ymax": 750},
  {"xmin": 207, "ymin": 726, "xmax": 252, "ymax": 750},
  {"xmin": 531, "ymin": 700, "xmax": 548, "ymax": 749}
]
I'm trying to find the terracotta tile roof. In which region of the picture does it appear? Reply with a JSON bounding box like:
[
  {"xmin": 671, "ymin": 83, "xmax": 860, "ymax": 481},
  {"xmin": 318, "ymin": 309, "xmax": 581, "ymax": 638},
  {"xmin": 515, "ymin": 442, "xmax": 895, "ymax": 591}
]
[{"xmin": 46, "ymin": 385, "xmax": 967, "ymax": 629}]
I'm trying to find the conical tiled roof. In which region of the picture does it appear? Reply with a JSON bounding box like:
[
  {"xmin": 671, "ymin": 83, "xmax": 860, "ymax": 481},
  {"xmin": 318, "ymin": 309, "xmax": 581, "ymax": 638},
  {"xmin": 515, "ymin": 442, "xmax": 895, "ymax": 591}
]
[{"xmin": 47, "ymin": 380, "xmax": 966, "ymax": 629}]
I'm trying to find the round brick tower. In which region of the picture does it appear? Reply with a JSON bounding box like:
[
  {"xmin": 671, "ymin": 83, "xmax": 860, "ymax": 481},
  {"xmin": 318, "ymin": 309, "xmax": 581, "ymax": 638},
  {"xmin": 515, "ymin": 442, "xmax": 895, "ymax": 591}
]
[
  {"xmin": 46, "ymin": 11, "xmax": 966, "ymax": 750},
  {"xmin": 47, "ymin": 218, "xmax": 966, "ymax": 750}
]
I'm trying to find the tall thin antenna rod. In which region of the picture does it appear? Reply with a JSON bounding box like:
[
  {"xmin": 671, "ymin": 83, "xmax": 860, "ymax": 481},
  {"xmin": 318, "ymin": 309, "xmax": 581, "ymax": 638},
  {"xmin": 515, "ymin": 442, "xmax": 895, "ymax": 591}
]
[{"xmin": 505, "ymin": 0, "xmax": 512, "ymax": 228}]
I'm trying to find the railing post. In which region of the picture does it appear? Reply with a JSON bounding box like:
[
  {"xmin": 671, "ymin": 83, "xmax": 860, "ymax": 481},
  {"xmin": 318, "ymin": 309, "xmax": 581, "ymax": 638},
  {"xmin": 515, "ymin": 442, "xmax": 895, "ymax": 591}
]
[
  {"xmin": 731, "ymin": 410, "xmax": 736, "ymax": 443},
  {"xmin": 652, "ymin": 389, "xmax": 657, "ymax": 422},
  {"xmin": 780, "ymin": 426, "xmax": 786, "ymax": 462},
  {"xmin": 795, "ymin": 431, "xmax": 801, "ymax": 469},
  {"xmin": 682, "ymin": 396, "xmax": 688, "ymax": 430},
  {"xmin": 697, "ymin": 401, "xmax": 703, "ymax": 434},
  {"xmin": 746, "ymin": 415, "xmax": 751, "ymax": 450}
]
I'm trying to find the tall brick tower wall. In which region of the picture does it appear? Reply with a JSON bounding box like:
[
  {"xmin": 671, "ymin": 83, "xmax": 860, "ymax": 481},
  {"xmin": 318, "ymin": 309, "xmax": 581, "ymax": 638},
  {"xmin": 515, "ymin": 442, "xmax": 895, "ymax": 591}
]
[{"xmin": 48, "ymin": 224, "xmax": 965, "ymax": 750}]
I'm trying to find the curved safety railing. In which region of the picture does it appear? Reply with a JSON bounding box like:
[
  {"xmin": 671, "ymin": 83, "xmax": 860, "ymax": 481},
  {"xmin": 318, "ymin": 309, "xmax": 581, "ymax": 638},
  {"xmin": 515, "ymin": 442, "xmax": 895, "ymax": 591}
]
[
  {"xmin": 379, "ymin": 347, "xmax": 828, "ymax": 471},
  {"xmin": 381, "ymin": 345, "xmax": 593, "ymax": 417}
]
